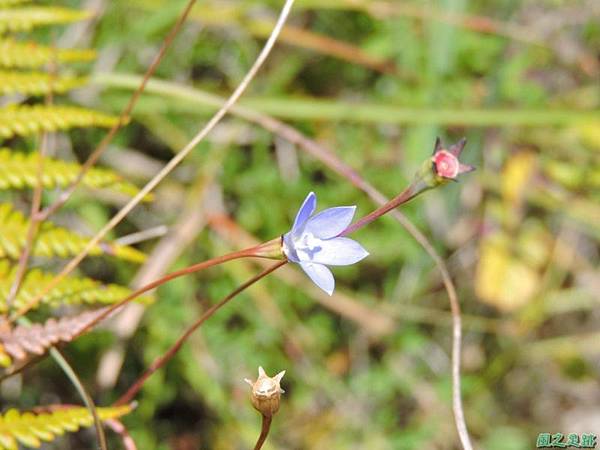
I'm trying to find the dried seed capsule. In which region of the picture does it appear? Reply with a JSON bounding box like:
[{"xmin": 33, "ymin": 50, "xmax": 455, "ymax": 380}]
[{"xmin": 244, "ymin": 366, "xmax": 285, "ymax": 417}]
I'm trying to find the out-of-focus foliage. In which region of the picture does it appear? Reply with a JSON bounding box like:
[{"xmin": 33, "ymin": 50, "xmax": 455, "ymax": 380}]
[{"xmin": 1, "ymin": 0, "xmax": 599, "ymax": 449}]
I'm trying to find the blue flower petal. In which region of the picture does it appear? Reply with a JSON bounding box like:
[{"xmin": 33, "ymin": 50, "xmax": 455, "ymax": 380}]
[
  {"xmin": 292, "ymin": 192, "xmax": 316, "ymax": 236},
  {"xmin": 299, "ymin": 262, "xmax": 335, "ymax": 295},
  {"xmin": 308, "ymin": 237, "xmax": 369, "ymax": 266},
  {"xmin": 282, "ymin": 232, "xmax": 300, "ymax": 262},
  {"xmin": 305, "ymin": 206, "xmax": 356, "ymax": 239}
]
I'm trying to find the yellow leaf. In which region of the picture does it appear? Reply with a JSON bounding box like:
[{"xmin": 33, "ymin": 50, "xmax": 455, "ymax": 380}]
[
  {"xmin": 476, "ymin": 232, "xmax": 540, "ymax": 312},
  {"xmin": 501, "ymin": 151, "xmax": 537, "ymax": 212}
]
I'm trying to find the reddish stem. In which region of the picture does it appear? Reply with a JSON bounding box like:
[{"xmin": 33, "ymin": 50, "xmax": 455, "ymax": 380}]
[
  {"xmin": 115, "ymin": 260, "xmax": 287, "ymax": 406},
  {"xmin": 340, "ymin": 185, "xmax": 416, "ymax": 236},
  {"xmin": 75, "ymin": 239, "xmax": 282, "ymax": 339},
  {"xmin": 253, "ymin": 415, "xmax": 273, "ymax": 450}
]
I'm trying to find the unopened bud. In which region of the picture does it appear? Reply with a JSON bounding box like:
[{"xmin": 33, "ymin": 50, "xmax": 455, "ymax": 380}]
[
  {"xmin": 244, "ymin": 366, "xmax": 285, "ymax": 417},
  {"xmin": 413, "ymin": 137, "xmax": 475, "ymax": 192}
]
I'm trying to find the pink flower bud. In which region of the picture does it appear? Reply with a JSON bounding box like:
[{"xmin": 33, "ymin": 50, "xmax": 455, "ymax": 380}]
[
  {"xmin": 431, "ymin": 137, "xmax": 475, "ymax": 181},
  {"xmin": 433, "ymin": 150, "xmax": 460, "ymax": 179}
]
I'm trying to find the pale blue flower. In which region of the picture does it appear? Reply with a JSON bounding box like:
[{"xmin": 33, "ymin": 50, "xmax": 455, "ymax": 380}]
[{"xmin": 283, "ymin": 192, "xmax": 369, "ymax": 295}]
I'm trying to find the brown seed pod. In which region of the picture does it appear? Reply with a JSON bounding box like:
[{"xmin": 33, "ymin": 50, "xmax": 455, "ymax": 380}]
[{"xmin": 244, "ymin": 366, "xmax": 285, "ymax": 417}]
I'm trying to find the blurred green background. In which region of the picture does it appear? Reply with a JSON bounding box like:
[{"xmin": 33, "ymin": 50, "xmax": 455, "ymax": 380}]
[{"xmin": 4, "ymin": 0, "xmax": 600, "ymax": 449}]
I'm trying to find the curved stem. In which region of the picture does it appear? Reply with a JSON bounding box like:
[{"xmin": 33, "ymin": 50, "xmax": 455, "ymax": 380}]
[
  {"xmin": 115, "ymin": 260, "xmax": 287, "ymax": 406},
  {"xmin": 11, "ymin": 0, "xmax": 296, "ymax": 323},
  {"xmin": 253, "ymin": 414, "xmax": 273, "ymax": 450},
  {"xmin": 70, "ymin": 240, "xmax": 283, "ymax": 339},
  {"xmin": 5, "ymin": 51, "xmax": 57, "ymax": 309},
  {"xmin": 340, "ymin": 185, "xmax": 417, "ymax": 236},
  {"xmin": 48, "ymin": 347, "xmax": 107, "ymax": 450}
]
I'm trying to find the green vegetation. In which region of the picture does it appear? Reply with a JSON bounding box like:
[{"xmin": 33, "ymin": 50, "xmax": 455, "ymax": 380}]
[{"xmin": 0, "ymin": 0, "xmax": 598, "ymax": 449}]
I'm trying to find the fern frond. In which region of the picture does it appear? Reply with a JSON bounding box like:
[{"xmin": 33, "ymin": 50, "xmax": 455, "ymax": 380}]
[
  {"xmin": 0, "ymin": 404, "xmax": 132, "ymax": 449},
  {"xmin": 0, "ymin": 70, "xmax": 87, "ymax": 96},
  {"xmin": 0, "ymin": 7, "xmax": 91, "ymax": 33},
  {"xmin": 0, "ymin": 260, "xmax": 153, "ymax": 314},
  {"xmin": 0, "ymin": 203, "xmax": 146, "ymax": 263},
  {"xmin": 0, "ymin": 105, "xmax": 120, "ymax": 139},
  {"xmin": 0, "ymin": 260, "xmax": 152, "ymax": 313},
  {"xmin": 0, "ymin": 39, "xmax": 95, "ymax": 69},
  {"xmin": 0, "ymin": 149, "xmax": 150, "ymax": 199},
  {"xmin": 0, "ymin": 307, "xmax": 109, "ymax": 366}
]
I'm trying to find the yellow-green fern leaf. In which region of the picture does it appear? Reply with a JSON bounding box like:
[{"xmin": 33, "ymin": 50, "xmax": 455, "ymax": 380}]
[
  {"xmin": 0, "ymin": 105, "xmax": 121, "ymax": 139},
  {"xmin": 0, "ymin": 404, "xmax": 132, "ymax": 449},
  {"xmin": 0, "ymin": 149, "xmax": 151, "ymax": 200},
  {"xmin": 0, "ymin": 7, "xmax": 92, "ymax": 33},
  {"xmin": 0, "ymin": 70, "xmax": 87, "ymax": 96},
  {"xmin": 0, "ymin": 39, "xmax": 95, "ymax": 68},
  {"xmin": 0, "ymin": 203, "xmax": 146, "ymax": 263},
  {"xmin": 0, "ymin": 260, "xmax": 153, "ymax": 313}
]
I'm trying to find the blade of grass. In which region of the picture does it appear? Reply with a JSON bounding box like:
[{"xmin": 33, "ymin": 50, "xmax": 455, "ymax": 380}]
[
  {"xmin": 16, "ymin": 317, "xmax": 107, "ymax": 450},
  {"xmin": 93, "ymin": 75, "xmax": 600, "ymax": 126}
]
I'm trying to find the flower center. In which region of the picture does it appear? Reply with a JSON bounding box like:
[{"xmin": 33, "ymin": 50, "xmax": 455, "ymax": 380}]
[{"xmin": 295, "ymin": 231, "xmax": 323, "ymax": 260}]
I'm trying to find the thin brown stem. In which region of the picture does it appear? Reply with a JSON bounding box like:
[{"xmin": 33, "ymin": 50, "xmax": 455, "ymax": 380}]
[
  {"xmin": 5, "ymin": 54, "xmax": 57, "ymax": 309},
  {"xmin": 70, "ymin": 240, "xmax": 283, "ymax": 339},
  {"xmin": 340, "ymin": 185, "xmax": 416, "ymax": 236},
  {"xmin": 38, "ymin": 0, "xmax": 198, "ymax": 221},
  {"xmin": 115, "ymin": 260, "xmax": 287, "ymax": 406},
  {"xmin": 5, "ymin": 133, "xmax": 47, "ymax": 308},
  {"xmin": 253, "ymin": 414, "xmax": 273, "ymax": 450},
  {"xmin": 12, "ymin": 0, "xmax": 296, "ymax": 322}
]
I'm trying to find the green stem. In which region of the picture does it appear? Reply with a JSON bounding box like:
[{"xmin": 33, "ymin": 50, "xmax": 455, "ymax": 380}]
[
  {"xmin": 48, "ymin": 348, "xmax": 108, "ymax": 450},
  {"xmin": 18, "ymin": 317, "xmax": 107, "ymax": 450},
  {"xmin": 92, "ymin": 72, "xmax": 600, "ymax": 126}
]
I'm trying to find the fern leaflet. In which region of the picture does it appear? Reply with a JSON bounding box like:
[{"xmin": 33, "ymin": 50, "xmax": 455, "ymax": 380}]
[
  {"xmin": 0, "ymin": 7, "xmax": 91, "ymax": 33},
  {"xmin": 0, "ymin": 70, "xmax": 87, "ymax": 96},
  {"xmin": 0, "ymin": 105, "xmax": 121, "ymax": 139},
  {"xmin": 0, "ymin": 39, "xmax": 95, "ymax": 69},
  {"xmin": 0, "ymin": 203, "xmax": 146, "ymax": 263},
  {"xmin": 0, "ymin": 260, "xmax": 153, "ymax": 314},
  {"xmin": 0, "ymin": 149, "xmax": 149, "ymax": 199},
  {"xmin": 0, "ymin": 404, "xmax": 132, "ymax": 449},
  {"xmin": 0, "ymin": 307, "xmax": 110, "ymax": 367}
]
